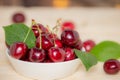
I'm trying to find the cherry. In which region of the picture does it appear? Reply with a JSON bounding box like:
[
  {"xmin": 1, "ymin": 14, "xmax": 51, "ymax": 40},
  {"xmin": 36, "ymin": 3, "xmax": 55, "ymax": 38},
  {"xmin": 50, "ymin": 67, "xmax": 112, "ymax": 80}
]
[
  {"xmin": 103, "ymin": 59, "xmax": 120, "ymax": 74},
  {"xmin": 54, "ymin": 38, "xmax": 63, "ymax": 48},
  {"xmin": 32, "ymin": 23, "xmax": 48, "ymax": 38},
  {"xmin": 65, "ymin": 48, "xmax": 76, "ymax": 61},
  {"xmin": 48, "ymin": 33, "xmax": 57, "ymax": 40},
  {"xmin": 61, "ymin": 29, "xmax": 80, "ymax": 47},
  {"xmin": 61, "ymin": 21, "xmax": 75, "ymax": 31},
  {"xmin": 10, "ymin": 42, "xmax": 28, "ymax": 59},
  {"xmin": 44, "ymin": 58, "xmax": 53, "ymax": 63},
  {"xmin": 48, "ymin": 47, "xmax": 65, "ymax": 62},
  {"xmin": 29, "ymin": 48, "xmax": 46, "ymax": 62},
  {"xmin": 20, "ymin": 49, "xmax": 30, "ymax": 62},
  {"xmin": 36, "ymin": 34, "xmax": 54, "ymax": 50},
  {"xmin": 82, "ymin": 40, "xmax": 96, "ymax": 52},
  {"xmin": 73, "ymin": 40, "xmax": 82, "ymax": 50},
  {"xmin": 12, "ymin": 12, "xmax": 25, "ymax": 23}
]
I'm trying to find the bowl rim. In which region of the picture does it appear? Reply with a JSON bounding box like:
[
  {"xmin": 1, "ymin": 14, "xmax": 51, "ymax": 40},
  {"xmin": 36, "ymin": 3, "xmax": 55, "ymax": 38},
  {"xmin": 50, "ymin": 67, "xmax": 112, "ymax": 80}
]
[{"xmin": 6, "ymin": 49, "xmax": 80, "ymax": 65}]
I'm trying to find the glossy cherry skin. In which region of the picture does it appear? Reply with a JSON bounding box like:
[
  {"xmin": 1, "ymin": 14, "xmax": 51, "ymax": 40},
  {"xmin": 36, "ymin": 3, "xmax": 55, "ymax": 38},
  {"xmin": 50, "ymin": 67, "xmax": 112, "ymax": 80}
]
[
  {"xmin": 54, "ymin": 38, "xmax": 63, "ymax": 48},
  {"xmin": 82, "ymin": 40, "xmax": 96, "ymax": 52},
  {"xmin": 48, "ymin": 33, "xmax": 57, "ymax": 40},
  {"xmin": 12, "ymin": 13, "xmax": 25, "ymax": 23},
  {"xmin": 10, "ymin": 42, "xmax": 28, "ymax": 59},
  {"xmin": 29, "ymin": 48, "xmax": 46, "ymax": 62},
  {"xmin": 32, "ymin": 24, "xmax": 48, "ymax": 38},
  {"xmin": 103, "ymin": 59, "xmax": 120, "ymax": 74},
  {"xmin": 65, "ymin": 48, "xmax": 76, "ymax": 61},
  {"xmin": 48, "ymin": 47, "xmax": 65, "ymax": 62},
  {"xmin": 20, "ymin": 49, "xmax": 30, "ymax": 62},
  {"xmin": 61, "ymin": 29, "xmax": 79, "ymax": 47},
  {"xmin": 36, "ymin": 34, "xmax": 54, "ymax": 50},
  {"xmin": 61, "ymin": 21, "xmax": 75, "ymax": 31}
]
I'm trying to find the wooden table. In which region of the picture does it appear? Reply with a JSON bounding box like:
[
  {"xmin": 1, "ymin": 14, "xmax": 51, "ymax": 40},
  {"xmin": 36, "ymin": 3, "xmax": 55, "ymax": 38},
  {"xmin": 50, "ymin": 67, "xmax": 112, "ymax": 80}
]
[{"xmin": 0, "ymin": 7, "xmax": 120, "ymax": 80}]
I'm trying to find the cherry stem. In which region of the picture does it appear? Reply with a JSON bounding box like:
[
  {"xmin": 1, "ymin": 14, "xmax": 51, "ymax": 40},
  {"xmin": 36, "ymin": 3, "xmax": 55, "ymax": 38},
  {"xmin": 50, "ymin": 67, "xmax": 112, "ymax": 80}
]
[
  {"xmin": 52, "ymin": 19, "xmax": 62, "ymax": 47},
  {"xmin": 52, "ymin": 18, "xmax": 61, "ymax": 33},
  {"xmin": 50, "ymin": 31, "xmax": 56, "ymax": 47},
  {"xmin": 46, "ymin": 25, "xmax": 51, "ymax": 33},
  {"xmin": 37, "ymin": 25, "xmax": 42, "ymax": 49},
  {"xmin": 23, "ymin": 28, "xmax": 31, "ymax": 43},
  {"xmin": 46, "ymin": 25, "xmax": 56, "ymax": 47},
  {"xmin": 32, "ymin": 19, "xmax": 36, "ymax": 25},
  {"xmin": 23, "ymin": 19, "xmax": 36, "ymax": 43}
]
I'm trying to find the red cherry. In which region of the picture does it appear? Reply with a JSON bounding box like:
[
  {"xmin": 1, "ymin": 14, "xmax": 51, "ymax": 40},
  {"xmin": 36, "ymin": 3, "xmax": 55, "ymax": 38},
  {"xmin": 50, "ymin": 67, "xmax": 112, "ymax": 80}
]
[
  {"xmin": 61, "ymin": 21, "xmax": 75, "ymax": 31},
  {"xmin": 10, "ymin": 42, "xmax": 28, "ymax": 59},
  {"xmin": 73, "ymin": 40, "xmax": 82, "ymax": 50},
  {"xmin": 44, "ymin": 59, "xmax": 53, "ymax": 63},
  {"xmin": 36, "ymin": 34, "xmax": 54, "ymax": 50},
  {"xmin": 54, "ymin": 38, "xmax": 63, "ymax": 48},
  {"xmin": 29, "ymin": 48, "xmax": 46, "ymax": 62},
  {"xmin": 61, "ymin": 29, "xmax": 80, "ymax": 47},
  {"xmin": 32, "ymin": 24, "xmax": 48, "ymax": 38},
  {"xmin": 12, "ymin": 12, "xmax": 25, "ymax": 23},
  {"xmin": 103, "ymin": 59, "xmax": 120, "ymax": 74},
  {"xmin": 48, "ymin": 33, "xmax": 57, "ymax": 40},
  {"xmin": 48, "ymin": 47, "xmax": 65, "ymax": 62},
  {"xmin": 20, "ymin": 49, "xmax": 30, "ymax": 62},
  {"xmin": 82, "ymin": 40, "xmax": 96, "ymax": 52},
  {"xmin": 65, "ymin": 48, "xmax": 76, "ymax": 61}
]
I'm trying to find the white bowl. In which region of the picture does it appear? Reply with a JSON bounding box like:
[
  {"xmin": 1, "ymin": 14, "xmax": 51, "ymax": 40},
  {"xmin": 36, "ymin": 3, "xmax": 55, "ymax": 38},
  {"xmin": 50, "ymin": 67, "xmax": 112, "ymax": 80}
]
[{"xmin": 6, "ymin": 50, "xmax": 81, "ymax": 80}]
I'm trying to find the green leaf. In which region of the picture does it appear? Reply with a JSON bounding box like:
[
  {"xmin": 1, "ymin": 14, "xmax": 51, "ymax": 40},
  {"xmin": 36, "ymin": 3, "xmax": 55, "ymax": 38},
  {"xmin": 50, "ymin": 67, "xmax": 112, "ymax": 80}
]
[
  {"xmin": 3, "ymin": 23, "xmax": 36, "ymax": 48},
  {"xmin": 90, "ymin": 41, "xmax": 120, "ymax": 62},
  {"xmin": 74, "ymin": 49, "xmax": 97, "ymax": 71}
]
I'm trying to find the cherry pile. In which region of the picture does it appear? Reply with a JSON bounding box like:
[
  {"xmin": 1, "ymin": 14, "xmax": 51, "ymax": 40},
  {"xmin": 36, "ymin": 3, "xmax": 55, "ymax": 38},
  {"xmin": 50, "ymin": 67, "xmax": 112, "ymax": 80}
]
[
  {"xmin": 8, "ymin": 20, "xmax": 120, "ymax": 75},
  {"xmin": 9, "ymin": 20, "xmax": 95, "ymax": 63}
]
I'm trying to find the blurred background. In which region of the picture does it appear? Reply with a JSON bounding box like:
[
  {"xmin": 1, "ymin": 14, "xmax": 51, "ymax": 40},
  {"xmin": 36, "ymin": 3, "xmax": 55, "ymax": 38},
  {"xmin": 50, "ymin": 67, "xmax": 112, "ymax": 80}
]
[
  {"xmin": 0, "ymin": 0, "xmax": 120, "ymax": 43},
  {"xmin": 0, "ymin": 0, "xmax": 120, "ymax": 8}
]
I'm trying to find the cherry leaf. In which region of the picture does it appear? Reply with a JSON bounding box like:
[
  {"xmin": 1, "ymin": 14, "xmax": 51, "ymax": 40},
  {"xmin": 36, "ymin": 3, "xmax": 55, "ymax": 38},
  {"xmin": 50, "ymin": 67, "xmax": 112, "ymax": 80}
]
[
  {"xmin": 74, "ymin": 49, "xmax": 97, "ymax": 71},
  {"xmin": 90, "ymin": 41, "xmax": 120, "ymax": 62},
  {"xmin": 3, "ymin": 23, "xmax": 36, "ymax": 48}
]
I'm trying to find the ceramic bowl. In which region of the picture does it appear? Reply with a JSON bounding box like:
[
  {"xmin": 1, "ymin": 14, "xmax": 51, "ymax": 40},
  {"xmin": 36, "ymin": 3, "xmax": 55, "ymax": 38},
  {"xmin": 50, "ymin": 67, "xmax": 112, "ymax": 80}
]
[{"xmin": 6, "ymin": 50, "xmax": 81, "ymax": 80}]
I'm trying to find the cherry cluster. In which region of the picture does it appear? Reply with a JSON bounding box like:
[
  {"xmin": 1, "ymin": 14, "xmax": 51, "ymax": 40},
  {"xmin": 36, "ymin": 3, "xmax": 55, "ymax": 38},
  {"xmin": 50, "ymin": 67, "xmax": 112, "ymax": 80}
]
[{"xmin": 9, "ymin": 20, "xmax": 95, "ymax": 63}]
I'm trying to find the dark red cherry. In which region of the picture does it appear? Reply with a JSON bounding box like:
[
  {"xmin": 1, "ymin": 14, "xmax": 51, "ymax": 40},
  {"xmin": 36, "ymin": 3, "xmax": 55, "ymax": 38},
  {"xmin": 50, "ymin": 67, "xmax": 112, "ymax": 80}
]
[
  {"xmin": 29, "ymin": 48, "xmax": 46, "ymax": 62},
  {"xmin": 61, "ymin": 21, "xmax": 75, "ymax": 31},
  {"xmin": 48, "ymin": 33, "xmax": 57, "ymax": 40},
  {"xmin": 32, "ymin": 29, "xmax": 39, "ymax": 38},
  {"xmin": 65, "ymin": 48, "xmax": 76, "ymax": 61},
  {"xmin": 103, "ymin": 59, "xmax": 120, "ymax": 74},
  {"xmin": 20, "ymin": 49, "xmax": 30, "ymax": 62},
  {"xmin": 73, "ymin": 40, "xmax": 82, "ymax": 50},
  {"xmin": 48, "ymin": 47, "xmax": 65, "ymax": 62},
  {"xmin": 10, "ymin": 42, "xmax": 28, "ymax": 59},
  {"xmin": 44, "ymin": 59, "xmax": 53, "ymax": 63},
  {"xmin": 36, "ymin": 34, "xmax": 54, "ymax": 50},
  {"xmin": 12, "ymin": 12, "xmax": 25, "ymax": 23},
  {"xmin": 54, "ymin": 38, "xmax": 63, "ymax": 48},
  {"xmin": 61, "ymin": 29, "xmax": 79, "ymax": 47},
  {"xmin": 32, "ymin": 24, "xmax": 48, "ymax": 38},
  {"xmin": 82, "ymin": 40, "xmax": 96, "ymax": 52}
]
